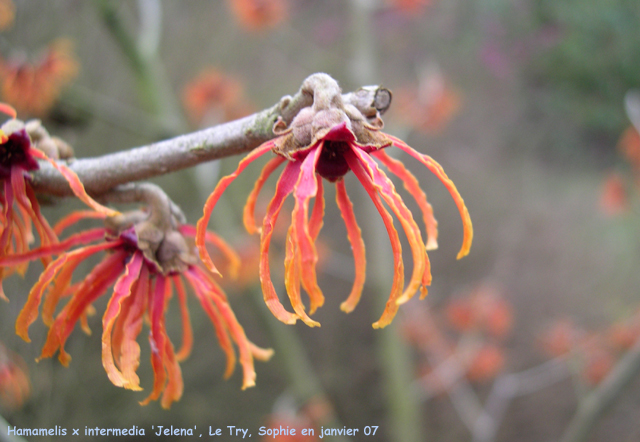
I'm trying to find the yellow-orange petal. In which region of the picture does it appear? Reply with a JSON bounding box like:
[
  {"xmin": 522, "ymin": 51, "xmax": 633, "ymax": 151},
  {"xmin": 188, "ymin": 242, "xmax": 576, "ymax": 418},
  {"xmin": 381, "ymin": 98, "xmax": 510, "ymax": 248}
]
[
  {"xmin": 15, "ymin": 177, "xmax": 57, "ymax": 254},
  {"xmin": 0, "ymin": 227, "xmax": 105, "ymax": 267},
  {"xmin": 197, "ymin": 141, "xmax": 273, "ymax": 275},
  {"xmin": 0, "ymin": 103, "xmax": 16, "ymax": 119},
  {"xmin": 292, "ymin": 146, "xmax": 324, "ymax": 314},
  {"xmin": 284, "ymin": 224, "xmax": 320, "ymax": 327},
  {"xmin": 185, "ymin": 267, "xmax": 236, "ymax": 378},
  {"xmin": 53, "ymin": 210, "xmax": 107, "ymax": 235},
  {"xmin": 172, "ymin": 275, "xmax": 193, "ymax": 362},
  {"xmin": 159, "ymin": 332, "xmax": 183, "ymax": 409},
  {"xmin": 344, "ymin": 149, "xmax": 404, "ymax": 328},
  {"xmin": 180, "ymin": 224, "xmax": 240, "ymax": 280},
  {"xmin": 335, "ymin": 178, "xmax": 366, "ymax": 313},
  {"xmin": 15, "ymin": 239, "xmax": 119, "ymax": 341},
  {"xmin": 309, "ymin": 176, "xmax": 324, "ymax": 240},
  {"xmin": 11, "ymin": 169, "xmax": 56, "ymax": 264},
  {"xmin": 42, "ymin": 248, "xmax": 92, "ymax": 327},
  {"xmin": 259, "ymin": 161, "xmax": 300, "ymax": 325},
  {"xmin": 206, "ymin": 280, "xmax": 259, "ymax": 390},
  {"xmin": 102, "ymin": 252, "xmax": 143, "ymax": 390},
  {"xmin": 249, "ymin": 342, "xmax": 274, "ymax": 361},
  {"xmin": 374, "ymin": 149, "xmax": 438, "ymax": 250},
  {"xmin": 118, "ymin": 265, "xmax": 149, "ymax": 390},
  {"xmin": 79, "ymin": 305, "xmax": 96, "ymax": 335},
  {"xmin": 140, "ymin": 276, "xmax": 169, "ymax": 406},
  {"xmin": 354, "ymin": 147, "xmax": 430, "ymax": 304},
  {"xmin": 40, "ymin": 250, "xmax": 127, "ymax": 365},
  {"xmin": 243, "ymin": 155, "xmax": 285, "ymax": 235}
]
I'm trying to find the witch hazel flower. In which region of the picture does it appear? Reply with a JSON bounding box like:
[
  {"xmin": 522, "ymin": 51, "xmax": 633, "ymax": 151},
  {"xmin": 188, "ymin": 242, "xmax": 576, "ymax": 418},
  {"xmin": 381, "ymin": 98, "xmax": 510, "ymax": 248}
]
[
  {"xmin": 0, "ymin": 38, "xmax": 79, "ymax": 117},
  {"xmin": 197, "ymin": 73, "xmax": 473, "ymax": 329},
  {"xmin": 6, "ymin": 183, "xmax": 272, "ymax": 408},
  {"xmin": 0, "ymin": 105, "xmax": 116, "ymax": 300}
]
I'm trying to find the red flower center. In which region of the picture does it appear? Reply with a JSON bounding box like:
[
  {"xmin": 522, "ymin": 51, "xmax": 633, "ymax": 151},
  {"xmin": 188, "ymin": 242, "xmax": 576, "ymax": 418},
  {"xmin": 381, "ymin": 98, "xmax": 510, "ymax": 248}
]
[
  {"xmin": 0, "ymin": 129, "xmax": 38, "ymax": 179},
  {"xmin": 316, "ymin": 140, "xmax": 350, "ymax": 182}
]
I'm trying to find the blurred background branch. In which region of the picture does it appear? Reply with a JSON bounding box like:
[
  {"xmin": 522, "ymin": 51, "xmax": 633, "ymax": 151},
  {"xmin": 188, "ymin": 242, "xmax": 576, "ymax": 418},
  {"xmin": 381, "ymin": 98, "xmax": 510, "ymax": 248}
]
[
  {"xmin": 0, "ymin": 414, "xmax": 27, "ymax": 442},
  {"xmin": 93, "ymin": 0, "xmax": 185, "ymax": 136},
  {"xmin": 561, "ymin": 334, "xmax": 640, "ymax": 442}
]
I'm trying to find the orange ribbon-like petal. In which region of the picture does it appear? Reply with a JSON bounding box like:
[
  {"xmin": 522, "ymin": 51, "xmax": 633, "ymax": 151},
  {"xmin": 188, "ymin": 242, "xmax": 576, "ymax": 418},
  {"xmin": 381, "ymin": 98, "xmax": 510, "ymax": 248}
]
[
  {"xmin": 388, "ymin": 135, "xmax": 473, "ymax": 259},
  {"xmin": 335, "ymin": 178, "xmax": 366, "ymax": 313},
  {"xmin": 197, "ymin": 141, "xmax": 274, "ymax": 275},
  {"xmin": 345, "ymin": 149, "xmax": 404, "ymax": 329}
]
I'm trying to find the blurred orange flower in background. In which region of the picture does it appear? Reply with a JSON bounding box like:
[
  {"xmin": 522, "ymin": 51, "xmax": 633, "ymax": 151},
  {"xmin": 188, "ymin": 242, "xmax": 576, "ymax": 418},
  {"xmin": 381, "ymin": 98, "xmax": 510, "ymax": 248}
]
[
  {"xmin": 0, "ymin": 0, "xmax": 14, "ymax": 31},
  {"xmin": 396, "ymin": 65, "xmax": 461, "ymax": 134},
  {"xmin": 581, "ymin": 338, "xmax": 615, "ymax": 386},
  {"xmin": 0, "ymin": 39, "xmax": 79, "ymax": 117},
  {"xmin": 537, "ymin": 315, "xmax": 640, "ymax": 386},
  {"xmin": 445, "ymin": 297, "xmax": 475, "ymax": 332},
  {"xmin": 0, "ymin": 341, "xmax": 30, "ymax": 410},
  {"xmin": 598, "ymin": 172, "xmax": 628, "ymax": 216},
  {"xmin": 386, "ymin": 0, "xmax": 432, "ymax": 15},
  {"xmin": 445, "ymin": 283, "xmax": 513, "ymax": 339},
  {"xmin": 466, "ymin": 343, "xmax": 505, "ymax": 382},
  {"xmin": 618, "ymin": 125, "xmax": 640, "ymax": 172},
  {"xmin": 538, "ymin": 319, "xmax": 583, "ymax": 358},
  {"xmin": 182, "ymin": 68, "xmax": 254, "ymax": 127},
  {"xmin": 227, "ymin": 0, "xmax": 287, "ymax": 32},
  {"xmin": 606, "ymin": 315, "xmax": 640, "ymax": 352}
]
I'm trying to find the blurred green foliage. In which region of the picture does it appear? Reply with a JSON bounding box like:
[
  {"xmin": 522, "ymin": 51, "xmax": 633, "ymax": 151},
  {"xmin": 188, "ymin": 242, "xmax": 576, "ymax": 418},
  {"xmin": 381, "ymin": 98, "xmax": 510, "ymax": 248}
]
[{"xmin": 531, "ymin": 0, "xmax": 640, "ymax": 136}]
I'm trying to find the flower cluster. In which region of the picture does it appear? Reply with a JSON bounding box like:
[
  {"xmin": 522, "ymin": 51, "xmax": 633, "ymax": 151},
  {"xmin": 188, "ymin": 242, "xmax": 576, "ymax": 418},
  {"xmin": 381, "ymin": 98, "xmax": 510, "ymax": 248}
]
[
  {"xmin": 599, "ymin": 122, "xmax": 640, "ymax": 216},
  {"xmin": 0, "ymin": 73, "xmax": 476, "ymax": 408},
  {"xmin": 445, "ymin": 283, "xmax": 513, "ymax": 339},
  {"xmin": 0, "ymin": 0, "xmax": 14, "ymax": 31},
  {"xmin": 197, "ymin": 73, "xmax": 473, "ymax": 329},
  {"xmin": 4, "ymin": 185, "xmax": 272, "ymax": 409},
  {"xmin": 538, "ymin": 313, "xmax": 640, "ymax": 385},
  {"xmin": 403, "ymin": 283, "xmax": 512, "ymax": 386}
]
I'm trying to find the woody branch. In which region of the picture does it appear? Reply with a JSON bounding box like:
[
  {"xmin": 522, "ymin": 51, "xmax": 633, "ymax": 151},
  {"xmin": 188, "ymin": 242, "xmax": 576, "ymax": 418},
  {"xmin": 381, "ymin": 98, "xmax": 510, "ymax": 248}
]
[{"xmin": 29, "ymin": 74, "xmax": 391, "ymax": 198}]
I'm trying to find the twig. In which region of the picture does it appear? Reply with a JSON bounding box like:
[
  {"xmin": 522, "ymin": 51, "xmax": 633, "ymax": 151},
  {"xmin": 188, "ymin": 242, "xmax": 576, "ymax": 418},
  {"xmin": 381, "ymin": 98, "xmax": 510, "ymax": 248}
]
[
  {"xmin": 560, "ymin": 335, "xmax": 640, "ymax": 442},
  {"xmin": 625, "ymin": 90, "xmax": 640, "ymax": 134},
  {"xmin": 100, "ymin": 182, "xmax": 186, "ymax": 226},
  {"xmin": 30, "ymin": 78, "xmax": 388, "ymax": 198},
  {"xmin": 136, "ymin": 0, "xmax": 162, "ymax": 59},
  {"xmin": 417, "ymin": 307, "xmax": 484, "ymax": 432},
  {"xmin": 471, "ymin": 358, "xmax": 569, "ymax": 442},
  {"xmin": 94, "ymin": 0, "xmax": 186, "ymax": 136},
  {"xmin": 411, "ymin": 303, "xmax": 571, "ymax": 442}
]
